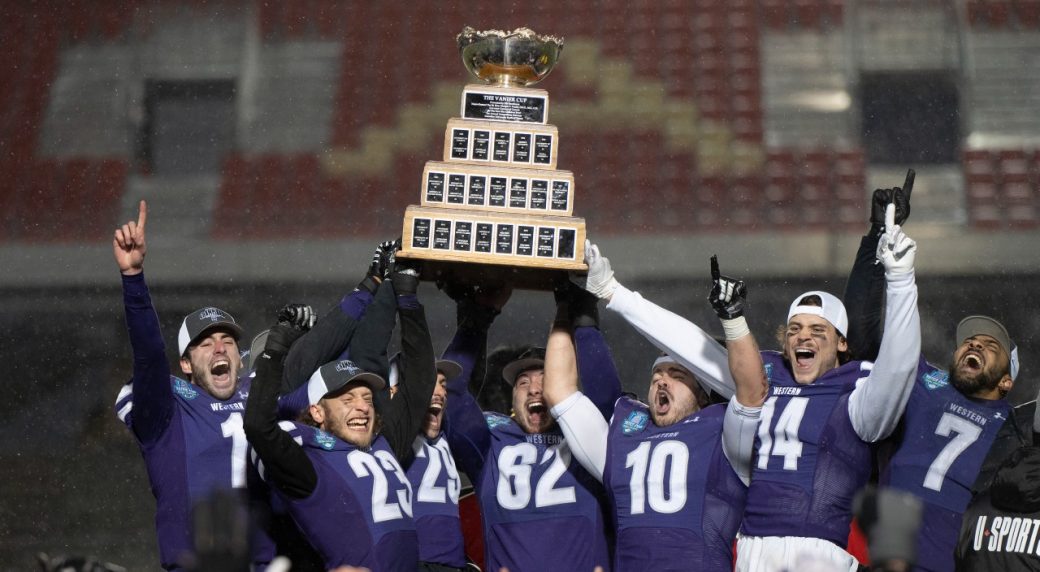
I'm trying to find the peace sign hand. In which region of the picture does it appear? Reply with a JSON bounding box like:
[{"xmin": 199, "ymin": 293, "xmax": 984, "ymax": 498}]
[{"xmin": 113, "ymin": 200, "xmax": 148, "ymax": 275}]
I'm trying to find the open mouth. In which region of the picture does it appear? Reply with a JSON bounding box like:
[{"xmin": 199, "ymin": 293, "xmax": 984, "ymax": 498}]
[
  {"xmin": 794, "ymin": 348, "xmax": 816, "ymax": 369},
  {"xmin": 210, "ymin": 359, "xmax": 231, "ymax": 380},
  {"xmin": 654, "ymin": 390, "xmax": 671, "ymax": 415},
  {"xmin": 427, "ymin": 402, "xmax": 444, "ymax": 415},
  {"xmin": 962, "ymin": 352, "xmax": 983, "ymax": 372},
  {"xmin": 526, "ymin": 401, "xmax": 547, "ymax": 424}
]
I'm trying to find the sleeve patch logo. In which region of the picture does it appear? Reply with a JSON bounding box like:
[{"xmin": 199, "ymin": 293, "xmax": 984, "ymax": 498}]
[
  {"xmin": 172, "ymin": 377, "xmax": 199, "ymax": 400},
  {"xmin": 763, "ymin": 363, "xmax": 774, "ymax": 382},
  {"xmin": 622, "ymin": 410, "xmax": 649, "ymax": 435},
  {"xmin": 923, "ymin": 369, "xmax": 949, "ymax": 390},
  {"xmin": 484, "ymin": 413, "xmax": 512, "ymax": 430},
  {"xmin": 313, "ymin": 428, "xmax": 336, "ymax": 450}
]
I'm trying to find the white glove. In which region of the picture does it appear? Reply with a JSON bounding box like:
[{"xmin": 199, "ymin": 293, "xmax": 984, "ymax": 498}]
[
  {"xmin": 876, "ymin": 204, "xmax": 916, "ymax": 276},
  {"xmin": 571, "ymin": 240, "xmax": 619, "ymax": 300}
]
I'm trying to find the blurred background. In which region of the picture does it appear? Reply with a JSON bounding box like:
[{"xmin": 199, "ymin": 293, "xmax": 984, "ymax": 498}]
[{"xmin": 1, "ymin": 0, "xmax": 1038, "ymax": 568}]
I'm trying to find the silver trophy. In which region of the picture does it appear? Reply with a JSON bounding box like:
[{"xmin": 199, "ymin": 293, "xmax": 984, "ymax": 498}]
[{"xmin": 458, "ymin": 26, "xmax": 564, "ymax": 87}]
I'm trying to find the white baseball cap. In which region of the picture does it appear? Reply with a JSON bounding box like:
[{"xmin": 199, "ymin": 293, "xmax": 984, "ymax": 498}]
[{"xmin": 787, "ymin": 291, "xmax": 849, "ymax": 338}]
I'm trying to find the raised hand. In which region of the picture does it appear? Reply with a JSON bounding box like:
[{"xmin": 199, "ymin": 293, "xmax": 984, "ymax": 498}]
[
  {"xmin": 276, "ymin": 303, "xmax": 316, "ymax": 330},
  {"xmin": 870, "ymin": 168, "xmax": 915, "ymax": 230},
  {"xmin": 708, "ymin": 255, "xmax": 748, "ymax": 320},
  {"xmin": 391, "ymin": 257, "xmax": 421, "ymax": 296},
  {"xmin": 571, "ymin": 240, "xmax": 618, "ymax": 300},
  {"xmin": 113, "ymin": 200, "xmax": 148, "ymax": 275},
  {"xmin": 265, "ymin": 304, "xmax": 315, "ymax": 356},
  {"xmin": 370, "ymin": 239, "xmax": 399, "ymax": 280},
  {"xmin": 877, "ymin": 203, "xmax": 917, "ymax": 275}
]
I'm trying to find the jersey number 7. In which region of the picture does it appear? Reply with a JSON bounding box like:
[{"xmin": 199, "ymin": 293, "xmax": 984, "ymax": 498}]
[{"xmin": 923, "ymin": 412, "xmax": 982, "ymax": 492}]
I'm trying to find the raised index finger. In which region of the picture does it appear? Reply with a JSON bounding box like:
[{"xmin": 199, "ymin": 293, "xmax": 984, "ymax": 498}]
[
  {"xmin": 710, "ymin": 255, "xmax": 720, "ymax": 281},
  {"xmin": 901, "ymin": 169, "xmax": 915, "ymax": 200},
  {"xmin": 885, "ymin": 203, "xmax": 896, "ymax": 230},
  {"xmin": 137, "ymin": 200, "xmax": 148, "ymax": 230}
]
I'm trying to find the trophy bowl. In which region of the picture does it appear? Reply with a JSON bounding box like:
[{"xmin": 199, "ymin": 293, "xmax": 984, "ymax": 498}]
[{"xmin": 458, "ymin": 26, "xmax": 564, "ymax": 87}]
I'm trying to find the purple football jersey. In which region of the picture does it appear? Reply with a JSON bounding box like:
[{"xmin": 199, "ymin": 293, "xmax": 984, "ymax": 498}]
[
  {"xmin": 116, "ymin": 377, "xmax": 252, "ymax": 568},
  {"xmin": 741, "ymin": 351, "xmax": 873, "ymax": 547},
  {"xmin": 881, "ymin": 356, "xmax": 1010, "ymax": 572},
  {"xmin": 256, "ymin": 423, "xmax": 418, "ymax": 571},
  {"xmin": 475, "ymin": 412, "xmax": 612, "ymax": 572},
  {"xmin": 605, "ymin": 397, "xmax": 747, "ymax": 570},
  {"xmin": 406, "ymin": 433, "xmax": 466, "ymax": 568}
]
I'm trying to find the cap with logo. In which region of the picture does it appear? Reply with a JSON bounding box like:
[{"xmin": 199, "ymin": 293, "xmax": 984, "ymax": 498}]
[
  {"xmin": 178, "ymin": 307, "xmax": 245, "ymax": 356},
  {"xmin": 307, "ymin": 359, "xmax": 386, "ymax": 406},
  {"xmin": 502, "ymin": 347, "xmax": 546, "ymax": 386},
  {"xmin": 787, "ymin": 291, "xmax": 849, "ymax": 338},
  {"xmin": 956, "ymin": 315, "xmax": 1017, "ymax": 378},
  {"xmin": 386, "ymin": 354, "xmax": 462, "ymax": 388}
]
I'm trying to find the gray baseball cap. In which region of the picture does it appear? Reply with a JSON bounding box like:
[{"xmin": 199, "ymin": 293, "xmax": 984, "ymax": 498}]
[
  {"xmin": 956, "ymin": 315, "xmax": 1014, "ymax": 366},
  {"xmin": 307, "ymin": 360, "xmax": 386, "ymax": 405},
  {"xmin": 178, "ymin": 307, "xmax": 244, "ymax": 356}
]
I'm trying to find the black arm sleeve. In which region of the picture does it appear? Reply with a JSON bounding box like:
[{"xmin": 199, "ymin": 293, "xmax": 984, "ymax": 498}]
[
  {"xmin": 281, "ymin": 295, "xmax": 367, "ymax": 393},
  {"xmin": 244, "ymin": 345, "xmax": 318, "ymax": 500},
  {"xmin": 379, "ymin": 302, "xmax": 436, "ymax": 467},
  {"xmin": 350, "ymin": 280, "xmax": 397, "ymax": 380},
  {"xmin": 843, "ymin": 232, "xmax": 886, "ymax": 361}
]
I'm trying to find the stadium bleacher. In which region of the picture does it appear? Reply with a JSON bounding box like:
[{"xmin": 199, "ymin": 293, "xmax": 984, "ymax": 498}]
[{"xmin": 1, "ymin": 0, "xmax": 1037, "ymax": 244}]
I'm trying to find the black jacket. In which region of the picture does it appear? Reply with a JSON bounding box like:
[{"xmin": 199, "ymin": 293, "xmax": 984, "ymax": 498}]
[{"xmin": 956, "ymin": 446, "xmax": 1040, "ymax": 571}]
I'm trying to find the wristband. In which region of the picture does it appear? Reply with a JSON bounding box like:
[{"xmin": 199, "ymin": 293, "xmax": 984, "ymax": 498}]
[{"xmin": 721, "ymin": 316, "xmax": 751, "ymax": 341}]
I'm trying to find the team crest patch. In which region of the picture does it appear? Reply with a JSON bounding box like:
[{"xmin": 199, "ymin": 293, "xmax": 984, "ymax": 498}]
[
  {"xmin": 485, "ymin": 414, "xmax": 512, "ymax": 430},
  {"xmin": 763, "ymin": 363, "xmax": 774, "ymax": 382},
  {"xmin": 622, "ymin": 410, "xmax": 649, "ymax": 435},
  {"xmin": 313, "ymin": 429, "xmax": 336, "ymax": 450},
  {"xmin": 172, "ymin": 377, "xmax": 199, "ymax": 400},
  {"xmin": 923, "ymin": 369, "xmax": 949, "ymax": 390}
]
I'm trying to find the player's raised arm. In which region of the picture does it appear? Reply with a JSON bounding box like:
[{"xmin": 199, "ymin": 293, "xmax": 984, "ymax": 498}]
[
  {"xmin": 708, "ymin": 256, "xmax": 766, "ymax": 484},
  {"xmin": 708, "ymin": 256, "xmax": 767, "ymax": 408},
  {"xmin": 843, "ymin": 169, "xmax": 915, "ymax": 361},
  {"xmin": 377, "ymin": 259, "xmax": 437, "ymax": 467},
  {"xmin": 113, "ymin": 200, "xmax": 173, "ymax": 444},
  {"xmin": 575, "ymin": 240, "xmax": 737, "ymax": 399},
  {"xmin": 440, "ymin": 284, "xmax": 505, "ymax": 481},
  {"xmin": 282, "ymin": 239, "xmax": 397, "ymax": 393},
  {"xmin": 544, "ymin": 313, "xmax": 609, "ymax": 481},
  {"xmin": 849, "ymin": 204, "xmax": 922, "ymax": 442},
  {"xmin": 244, "ymin": 306, "xmax": 318, "ymax": 499}
]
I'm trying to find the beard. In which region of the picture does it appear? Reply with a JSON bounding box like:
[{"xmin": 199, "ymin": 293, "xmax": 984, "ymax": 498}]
[{"xmin": 949, "ymin": 359, "xmax": 1003, "ymax": 397}]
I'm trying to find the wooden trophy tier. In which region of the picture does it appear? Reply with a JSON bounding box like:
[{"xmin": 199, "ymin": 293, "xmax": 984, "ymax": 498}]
[
  {"xmin": 397, "ymin": 206, "xmax": 586, "ymax": 290},
  {"xmin": 444, "ymin": 118, "xmax": 558, "ymax": 169},
  {"xmin": 420, "ymin": 161, "xmax": 574, "ymax": 216}
]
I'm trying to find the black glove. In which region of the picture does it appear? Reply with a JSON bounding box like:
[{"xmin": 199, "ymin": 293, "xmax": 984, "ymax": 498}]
[
  {"xmin": 263, "ymin": 303, "xmax": 313, "ymax": 355},
  {"xmin": 358, "ymin": 239, "xmax": 399, "ymax": 293},
  {"xmin": 869, "ymin": 169, "xmax": 914, "ymax": 234},
  {"xmin": 554, "ymin": 280, "xmax": 600, "ymax": 328},
  {"xmin": 708, "ymin": 255, "xmax": 747, "ymax": 320},
  {"xmin": 391, "ymin": 259, "xmax": 421, "ymax": 296},
  {"xmin": 277, "ymin": 303, "xmax": 315, "ymax": 330}
]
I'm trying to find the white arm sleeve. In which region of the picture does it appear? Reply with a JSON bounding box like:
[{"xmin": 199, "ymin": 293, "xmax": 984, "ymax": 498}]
[
  {"xmin": 550, "ymin": 391, "xmax": 609, "ymax": 482},
  {"xmin": 607, "ymin": 284, "xmax": 736, "ymax": 399},
  {"xmin": 848, "ymin": 270, "xmax": 921, "ymax": 442},
  {"xmin": 721, "ymin": 399, "xmax": 761, "ymax": 486}
]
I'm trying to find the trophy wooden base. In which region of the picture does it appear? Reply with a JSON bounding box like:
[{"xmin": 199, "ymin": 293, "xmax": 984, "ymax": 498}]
[
  {"xmin": 393, "ymin": 257, "xmax": 578, "ymax": 291},
  {"xmin": 398, "ymin": 205, "xmax": 587, "ymax": 290}
]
